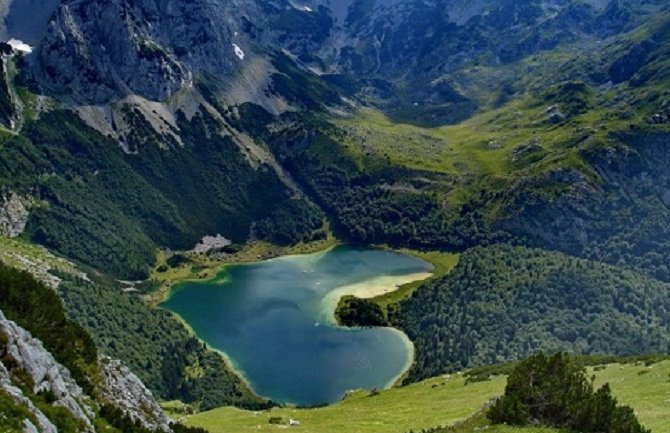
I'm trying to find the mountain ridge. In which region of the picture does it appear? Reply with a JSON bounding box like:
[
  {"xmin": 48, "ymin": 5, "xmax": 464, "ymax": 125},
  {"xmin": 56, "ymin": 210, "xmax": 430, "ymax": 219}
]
[{"xmin": 1, "ymin": 1, "xmax": 670, "ymax": 431}]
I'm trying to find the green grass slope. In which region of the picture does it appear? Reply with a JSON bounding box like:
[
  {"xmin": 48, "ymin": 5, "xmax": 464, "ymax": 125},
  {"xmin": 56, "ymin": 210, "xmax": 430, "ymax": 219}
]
[
  {"xmin": 183, "ymin": 373, "xmax": 507, "ymax": 433},
  {"xmin": 240, "ymin": 12, "xmax": 670, "ymax": 277},
  {"xmin": 182, "ymin": 360, "xmax": 670, "ymax": 433}
]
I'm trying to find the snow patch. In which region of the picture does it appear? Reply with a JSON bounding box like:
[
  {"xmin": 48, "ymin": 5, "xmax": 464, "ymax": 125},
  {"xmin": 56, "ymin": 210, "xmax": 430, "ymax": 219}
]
[
  {"xmin": 232, "ymin": 43, "xmax": 245, "ymax": 60},
  {"xmin": 7, "ymin": 38, "xmax": 32, "ymax": 53},
  {"xmin": 289, "ymin": 2, "xmax": 313, "ymax": 12}
]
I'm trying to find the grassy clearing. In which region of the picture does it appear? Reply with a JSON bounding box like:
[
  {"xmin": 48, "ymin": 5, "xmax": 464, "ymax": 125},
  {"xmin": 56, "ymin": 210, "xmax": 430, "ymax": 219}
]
[
  {"xmin": 0, "ymin": 236, "xmax": 79, "ymax": 277},
  {"xmin": 183, "ymin": 360, "xmax": 670, "ymax": 433},
  {"xmin": 333, "ymin": 102, "xmax": 597, "ymax": 209},
  {"xmin": 335, "ymin": 102, "xmax": 584, "ymax": 178},
  {"xmin": 591, "ymin": 361, "xmax": 670, "ymax": 433},
  {"xmin": 183, "ymin": 373, "xmax": 506, "ymax": 433},
  {"xmin": 445, "ymin": 411, "xmax": 568, "ymax": 433}
]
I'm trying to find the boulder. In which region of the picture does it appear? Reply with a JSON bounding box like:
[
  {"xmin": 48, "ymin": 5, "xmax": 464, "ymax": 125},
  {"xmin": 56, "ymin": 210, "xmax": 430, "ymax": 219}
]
[{"xmin": 0, "ymin": 190, "xmax": 31, "ymax": 238}]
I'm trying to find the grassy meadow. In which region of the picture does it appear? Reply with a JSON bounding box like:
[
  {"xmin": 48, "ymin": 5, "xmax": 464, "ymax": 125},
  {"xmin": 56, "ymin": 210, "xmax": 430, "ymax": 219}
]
[{"xmin": 180, "ymin": 360, "xmax": 670, "ymax": 433}]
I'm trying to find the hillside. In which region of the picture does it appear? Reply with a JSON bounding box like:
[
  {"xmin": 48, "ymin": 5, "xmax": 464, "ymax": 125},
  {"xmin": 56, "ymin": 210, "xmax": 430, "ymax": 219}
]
[
  {"xmin": 182, "ymin": 358, "xmax": 670, "ymax": 433},
  {"xmin": 390, "ymin": 244, "xmax": 670, "ymax": 382},
  {"xmin": 0, "ymin": 237, "xmax": 267, "ymax": 413},
  {"xmin": 0, "ymin": 262, "xmax": 185, "ymax": 433},
  {"xmin": 0, "ymin": 1, "xmax": 670, "ymax": 432},
  {"xmin": 0, "ymin": 0, "xmax": 668, "ymax": 280}
]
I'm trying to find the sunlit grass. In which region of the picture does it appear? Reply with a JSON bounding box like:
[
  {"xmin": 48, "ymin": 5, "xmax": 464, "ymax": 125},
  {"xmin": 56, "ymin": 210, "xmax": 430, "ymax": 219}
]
[{"xmin": 183, "ymin": 361, "xmax": 670, "ymax": 433}]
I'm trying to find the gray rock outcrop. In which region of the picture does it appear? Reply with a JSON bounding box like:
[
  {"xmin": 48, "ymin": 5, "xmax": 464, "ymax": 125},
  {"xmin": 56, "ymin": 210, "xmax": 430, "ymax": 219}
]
[
  {"xmin": 0, "ymin": 307, "xmax": 175, "ymax": 433},
  {"xmin": 0, "ymin": 309, "xmax": 94, "ymax": 432},
  {"xmin": 0, "ymin": 189, "xmax": 31, "ymax": 238},
  {"xmin": 34, "ymin": 0, "xmax": 255, "ymax": 103},
  {"xmin": 99, "ymin": 357, "xmax": 173, "ymax": 433},
  {"xmin": 0, "ymin": 361, "xmax": 58, "ymax": 433}
]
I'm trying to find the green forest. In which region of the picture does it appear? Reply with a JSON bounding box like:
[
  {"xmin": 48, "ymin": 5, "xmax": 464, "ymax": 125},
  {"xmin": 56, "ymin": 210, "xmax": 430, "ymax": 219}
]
[
  {"xmin": 0, "ymin": 109, "xmax": 321, "ymax": 279},
  {"xmin": 390, "ymin": 244, "xmax": 670, "ymax": 382},
  {"xmin": 56, "ymin": 272, "xmax": 269, "ymax": 411}
]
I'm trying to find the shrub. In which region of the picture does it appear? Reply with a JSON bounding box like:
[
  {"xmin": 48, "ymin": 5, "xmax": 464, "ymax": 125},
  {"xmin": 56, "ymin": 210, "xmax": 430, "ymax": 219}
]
[
  {"xmin": 336, "ymin": 296, "xmax": 387, "ymax": 327},
  {"xmin": 489, "ymin": 352, "xmax": 649, "ymax": 433}
]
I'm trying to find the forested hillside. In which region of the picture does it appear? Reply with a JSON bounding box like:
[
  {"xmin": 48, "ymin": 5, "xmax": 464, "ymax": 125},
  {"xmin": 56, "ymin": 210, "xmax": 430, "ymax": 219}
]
[
  {"xmin": 0, "ymin": 109, "xmax": 321, "ymax": 279},
  {"xmin": 1, "ymin": 0, "xmax": 670, "ymax": 429},
  {"xmin": 0, "ymin": 263, "xmax": 206, "ymax": 433},
  {"xmin": 391, "ymin": 245, "xmax": 670, "ymax": 382},
  {"xmin": 57, "ymin": 272, "xmax": 269, "ymax": 411}
]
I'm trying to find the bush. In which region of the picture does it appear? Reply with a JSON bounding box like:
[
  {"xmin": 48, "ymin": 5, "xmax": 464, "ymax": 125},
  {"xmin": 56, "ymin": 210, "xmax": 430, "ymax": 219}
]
[
  {"xmin": 336, "ymin": 296, "xmax": 387, "ymax": 327},
  {"xmin": 489, "ymin": 352, "xmax": 649, "ymax": 433}
]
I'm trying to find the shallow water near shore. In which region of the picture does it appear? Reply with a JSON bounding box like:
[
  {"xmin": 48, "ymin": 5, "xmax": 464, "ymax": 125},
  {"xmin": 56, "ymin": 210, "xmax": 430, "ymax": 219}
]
[{"xmin": 161, "ymin": 245, "xmax": 432, "ymax": 406}]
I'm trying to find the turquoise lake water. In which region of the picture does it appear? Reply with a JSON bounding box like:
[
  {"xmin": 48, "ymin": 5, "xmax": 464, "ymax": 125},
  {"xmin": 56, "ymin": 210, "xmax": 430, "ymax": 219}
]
[{"xmin": 161, "ymin": 245, "xmax": 432, "ymax": 406}]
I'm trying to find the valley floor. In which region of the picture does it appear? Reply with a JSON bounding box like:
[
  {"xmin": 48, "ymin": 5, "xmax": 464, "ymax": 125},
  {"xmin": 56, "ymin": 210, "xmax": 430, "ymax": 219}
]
[{"xmin": 178, "ymin": 360, "xmax": 670, "ymax": 433}]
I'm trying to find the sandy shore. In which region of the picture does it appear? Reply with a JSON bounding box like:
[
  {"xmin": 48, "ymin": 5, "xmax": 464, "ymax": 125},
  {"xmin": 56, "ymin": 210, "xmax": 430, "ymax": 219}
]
[
  {"xmin": 320, "ymin": 272, "xmax": 433, "ymax": 323},
  {"xmin": 385, "ymin": 327, "xmax": 416, "ymax": 388},
  {"xmin": 319, "ymin": 271, "xmax": 433, "ymax": 388},
  {"xmin": 334, "ymin": 272, "xmax": 433, "ymax": 299}
]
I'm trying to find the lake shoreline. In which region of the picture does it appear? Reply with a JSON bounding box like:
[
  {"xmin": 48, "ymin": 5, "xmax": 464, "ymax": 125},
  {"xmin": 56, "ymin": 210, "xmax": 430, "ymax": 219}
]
[
  {"xmin": 148, "ymin": 238, "xmax": 341, "ymax": 306},
  {"xmin": 162, "ymin": 305, "xmax": 266, "ymax": 403},
  {"xmin": 160, "ymin": 245, "xmax": 432, "ymax": 407}
]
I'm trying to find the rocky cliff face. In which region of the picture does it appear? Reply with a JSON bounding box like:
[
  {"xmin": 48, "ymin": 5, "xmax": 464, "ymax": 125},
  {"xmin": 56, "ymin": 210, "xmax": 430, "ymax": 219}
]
[
  {"xmin": 0, "ymin": 308, "xmax": 175, "ymax": 433},
  {"xmin": 0, "ymin": 44, "xmax": 18, "ymax": 129},
  {"xmin": 0, "ymin": 309, "xmax": 95, "ymax": 432},
  {"xmin": 98, "ymin": 357, "xmax": 172, "ymax": 433},
  {"xmin": 0, "ymin": 360, "xmax": 58, "ymax": 433},
  {"xmin": 29, "ymin": 0, "xmax": 666, "ymax": 117},
  {"xmin": 34, "ymin": 0, "xmax": 258, "ymax": 102}
]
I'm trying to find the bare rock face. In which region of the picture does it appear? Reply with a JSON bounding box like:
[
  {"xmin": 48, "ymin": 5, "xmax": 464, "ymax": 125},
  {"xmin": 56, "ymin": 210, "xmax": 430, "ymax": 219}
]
[
  {"xmin": 35, "ymin": 0, "xmax": 189, "ymax": 102},
  {"xmin": 0, "ymin": 309, "xmax": 95, "ymax": 432},
  {"xmin": 29, "ymin": 0, "xmax": 660, "ymax": 111},
  {"xmin": 0, "ymin": 189, "xmax": 31, "ymax": 237},
  {"xmin": 0, "ymin": 361, "xmax": 58, "ymax": 433},
  {"xmin": 0, "ymin": 45, "xmax": 18, "ymax": 130},
  {"xmin": 99, "ymin": 357, "xmax": 173, "ymax": 433},
  {"xmin": 0, "ymin": 308, "xmax": 174, "ymax": 433},
  {"xmin": 34, "ymin": 0, "xmax": 254, "ymax": 103}
]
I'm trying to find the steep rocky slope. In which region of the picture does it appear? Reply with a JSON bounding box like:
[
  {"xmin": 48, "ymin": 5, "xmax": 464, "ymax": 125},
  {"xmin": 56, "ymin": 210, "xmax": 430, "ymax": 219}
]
[
  {"xmin": 0, "ymin": 309, "xmax": 96, "ymax": 432},
  {"xmin": 0, "ymin": 307, "xmax": 174, "ymax": 433},
  {"xmin": 28, "ymin": 0, "xmax": 669, "ymax": 123}
]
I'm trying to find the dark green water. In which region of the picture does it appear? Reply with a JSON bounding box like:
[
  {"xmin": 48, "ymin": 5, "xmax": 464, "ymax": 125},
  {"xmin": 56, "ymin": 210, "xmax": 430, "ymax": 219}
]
[{"xmin": 161, "ymin": 245, "xmax": 432, "ymax": 406}]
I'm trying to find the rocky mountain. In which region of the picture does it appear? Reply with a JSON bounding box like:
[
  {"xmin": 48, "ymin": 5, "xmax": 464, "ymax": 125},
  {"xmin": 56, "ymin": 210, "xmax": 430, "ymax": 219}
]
[
  {"xmin": 34, "ymin": 0, "xmax": 247, "ymax": 102},
  {"xmin": 1, "ymin": 309, "xmax": 92, "ymax": 433},
  {"xmin": 0, "ymin": 0, "xmax": 669, "ymax": 430},
  {"xmin": 24, "ymin": 1, "xmax": 667, "ymax": 116}
]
